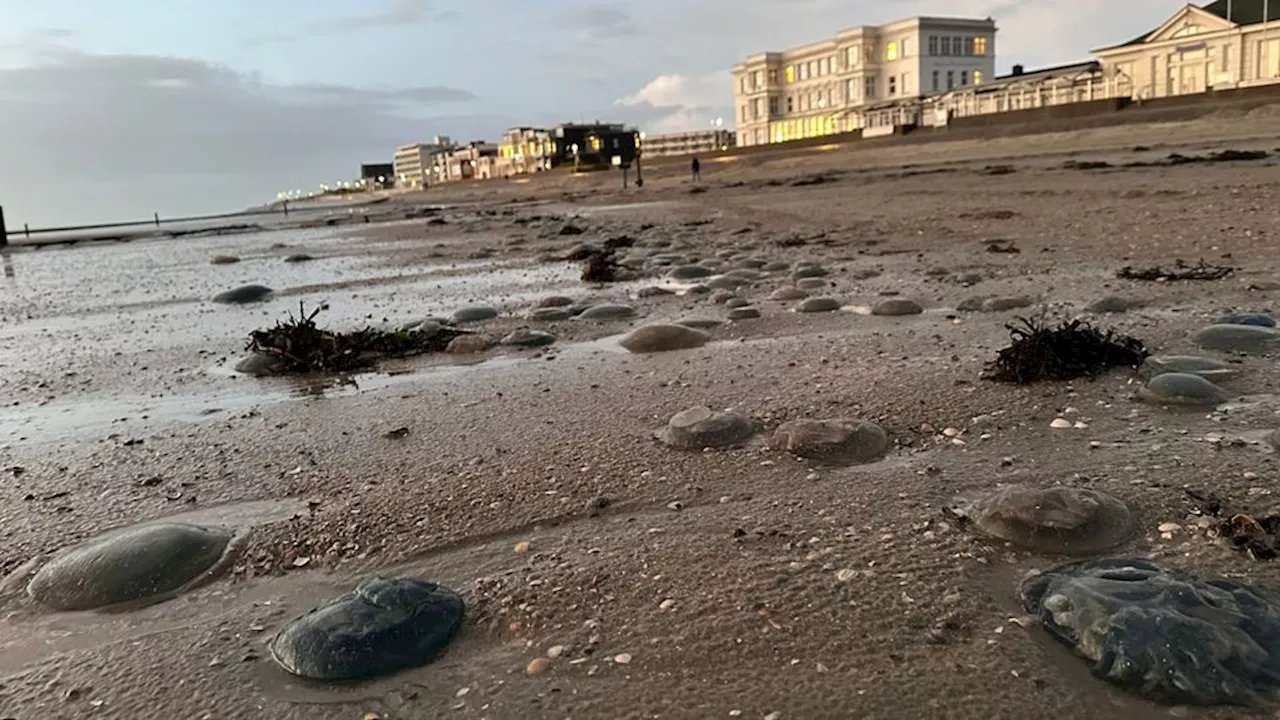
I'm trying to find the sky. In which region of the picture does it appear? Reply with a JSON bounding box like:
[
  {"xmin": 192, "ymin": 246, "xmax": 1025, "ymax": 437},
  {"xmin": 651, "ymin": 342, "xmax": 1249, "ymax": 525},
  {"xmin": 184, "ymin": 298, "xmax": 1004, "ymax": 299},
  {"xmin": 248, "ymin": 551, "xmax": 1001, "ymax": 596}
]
[{"xmin": 0, "ymin": 0, "xmax": 1188, "ymax": 227}]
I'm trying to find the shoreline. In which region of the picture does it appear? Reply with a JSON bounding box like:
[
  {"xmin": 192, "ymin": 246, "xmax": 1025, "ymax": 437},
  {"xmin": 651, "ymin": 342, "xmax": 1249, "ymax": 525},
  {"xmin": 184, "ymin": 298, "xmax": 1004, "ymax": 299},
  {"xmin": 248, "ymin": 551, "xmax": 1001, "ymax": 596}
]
[{"xmin": 3, "ymin": 113, "xmax": 1280, "ymax": 718}]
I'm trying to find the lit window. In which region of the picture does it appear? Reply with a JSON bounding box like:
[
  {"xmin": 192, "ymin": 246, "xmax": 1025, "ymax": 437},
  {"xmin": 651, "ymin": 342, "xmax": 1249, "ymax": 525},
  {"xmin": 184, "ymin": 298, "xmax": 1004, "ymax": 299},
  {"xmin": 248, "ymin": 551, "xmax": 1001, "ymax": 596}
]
[
  {"xmin": 973, "ymin": 70, "xmax": 984, "ymax": 85},
  {"xmin": 886, "ymin": 41, "xmax": 898, "ymax": 61},
  {"xmin": 974, "ymin": 37, "xmax": 988, "ymax": 56},
  {"xmin": 785, "ymin": 65, "xmax": 795, "ymax": 83}
]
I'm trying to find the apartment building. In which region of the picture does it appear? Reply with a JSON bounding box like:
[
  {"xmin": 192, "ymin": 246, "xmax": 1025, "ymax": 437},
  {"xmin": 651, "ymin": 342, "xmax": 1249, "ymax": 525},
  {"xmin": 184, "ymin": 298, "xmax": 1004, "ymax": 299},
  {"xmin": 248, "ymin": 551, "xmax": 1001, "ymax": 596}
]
[
  {"xmin": 639, "ymin": 129, "xmax": 736, "ymax": 158},
  {"xmin": 392, "ymin": 137, "xmax": 454, "ymax": 188},
  {"xmin": 731, "ymin": 16, "xmax": 996, "ymax": 146}
]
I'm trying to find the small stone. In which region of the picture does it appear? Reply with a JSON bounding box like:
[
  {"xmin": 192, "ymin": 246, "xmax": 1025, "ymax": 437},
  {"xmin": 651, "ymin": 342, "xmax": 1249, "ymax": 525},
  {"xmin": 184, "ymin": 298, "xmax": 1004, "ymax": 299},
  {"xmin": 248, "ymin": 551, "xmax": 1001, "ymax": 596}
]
[
  {"xmin": 1086, "ymin": 296, "xmax": 1140, "ymax": 314},
  {"xmin": 770, "ymin": 418, "xmax": 888, "ymax": 466},
  {"xmin": 514, "ymin": 541, "xmax": 531, "ymax": 553},
  {"xmin": 770, "ymin": 287, "xmax": 808, "ymax": 301},
  {"xmin": 836, "ymin": 568, "xmax": 858, "ymax": 582},
  {"xmin": 619, "ymin": 324, "xmax": 710, "ymax": 353},
  {"xmin": 981, "ymin": 296, "xmax": 1033, "ymax": 312},
  {"xmin": 1158, "ymin": 522, "xmax": 1182, "ymax": 533},
  {"xmin": 500, "ymin": 329, "xmax": 556, "ymax": 347},
  {"xmin": 450, "ymin": 305, "xmax": 499, "ymax": 324},
  {"xmin": 445, "ymin": 335, "xmax": 493, "ymax": 354},
  {"xmin": 871, "ymin": 298, "xmax": 923, "ymax": 316},
  {"xmin": 536, "ymin": 296, "xmax": 574, "ymax": 308},
  {"xmin": 546, "ymin": 645, "xmax": 566, "ymax": 659},
  {"xmin": 795, "ymin": 277, "xmax": 826, "ymax": 291},
  {"xmin": 613, "ymin": 653, "xmax": 632, "ymax": 664},
  {"xmin": 659, "ymin": 599, "xmax": 676, "ymax": 610},
  {"xmin": 728, "ymin": 306, "xmax": 761, "ymax": 320},
  {"xmin": 526, "ymin": 657, "xmax": 552, "ymax": 675},
  {"xmin": 576, "ymin": 303, "xmax": 637, "ymax": 321},
  {"xmin": 210, "ymin": 255, "xmax": 240, "ymax": 265},
  {"xmin": 212, "ymin": 284, "xmax": 273, "ymax": 304},
  {"xmin": 1049, "ymin": 418, "xmax": 1072, "ymax": 429},
  {"xmin": 798, "ymin": 297, "xmax": 841, "ymax": 313},
  {"xmin": 528, "ymin": 307, "xmax": 573, "ymax": 322}
]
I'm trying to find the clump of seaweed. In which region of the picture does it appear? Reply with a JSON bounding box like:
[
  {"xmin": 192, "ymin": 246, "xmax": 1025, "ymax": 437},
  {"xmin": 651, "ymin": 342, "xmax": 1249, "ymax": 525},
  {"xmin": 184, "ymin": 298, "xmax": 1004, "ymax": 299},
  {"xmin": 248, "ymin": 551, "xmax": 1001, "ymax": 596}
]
[
  {"xmin": 984, "ymin": 316, "xmax": 1149, "ymax": 384},
  {"xmin": 1186, "ymin": 488, "xmax": 1280, "ymax": 561},
  {"xmin": 247, "ymin": 303, "xmax": 467, "ymax": 373},
  {"xmin": 580, "ymin": 247, "xmax": 623, "ymax": 282},
  {"xmin": 1117, "ymin": 259, "xmax": 1234, "ymax": 281}
]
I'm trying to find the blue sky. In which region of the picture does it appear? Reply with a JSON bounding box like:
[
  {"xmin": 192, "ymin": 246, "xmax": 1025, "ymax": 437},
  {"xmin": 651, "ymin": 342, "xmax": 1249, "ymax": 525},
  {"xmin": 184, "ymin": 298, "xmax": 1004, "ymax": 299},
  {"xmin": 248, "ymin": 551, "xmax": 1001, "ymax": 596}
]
[{"xmin": 0, "ymin": 0, "xmax": 1180, "ymax": 227}]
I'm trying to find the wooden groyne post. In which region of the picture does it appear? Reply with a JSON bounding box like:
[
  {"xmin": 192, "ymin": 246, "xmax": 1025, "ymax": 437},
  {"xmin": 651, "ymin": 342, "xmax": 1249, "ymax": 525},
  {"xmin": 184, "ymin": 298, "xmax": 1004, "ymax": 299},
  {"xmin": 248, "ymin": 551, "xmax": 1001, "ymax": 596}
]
[{"xmin": 0, "ymin": 206, "xmax": 8, "ymax": 247}]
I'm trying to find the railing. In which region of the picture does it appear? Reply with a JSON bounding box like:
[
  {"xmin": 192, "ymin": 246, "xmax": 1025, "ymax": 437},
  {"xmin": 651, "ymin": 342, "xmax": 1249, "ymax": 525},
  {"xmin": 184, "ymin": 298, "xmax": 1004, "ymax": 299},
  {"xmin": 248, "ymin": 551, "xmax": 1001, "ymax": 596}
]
[{"xmin": 0, "ymin": 198, "xmax": 377, "ymax": 246}]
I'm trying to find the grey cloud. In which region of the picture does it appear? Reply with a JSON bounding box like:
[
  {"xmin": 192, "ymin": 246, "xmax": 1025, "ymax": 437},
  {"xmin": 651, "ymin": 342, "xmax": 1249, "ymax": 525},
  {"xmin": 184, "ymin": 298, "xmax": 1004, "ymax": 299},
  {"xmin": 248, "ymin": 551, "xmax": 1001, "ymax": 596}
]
[
  {"xmin": 241, "ymin": 0, "xmax": 458, "ymax": 47},
  {"xmin": 0, "ymin": 49, "xmax": 505, "ymax": 223}
]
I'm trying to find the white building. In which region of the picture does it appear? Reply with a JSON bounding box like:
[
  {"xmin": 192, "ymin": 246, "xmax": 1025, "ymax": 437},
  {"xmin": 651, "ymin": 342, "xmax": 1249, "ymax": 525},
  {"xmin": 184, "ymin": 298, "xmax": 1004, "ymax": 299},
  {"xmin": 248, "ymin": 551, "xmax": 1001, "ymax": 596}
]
[
  {"xmin": 732, "ymin": 16, "xmax": 997, "ymax": 146},
  {"xmin": 392, "ymin": 138, "xmax": 454, "ymax": 189},
  {"xmin": 639, "ymin": 129, "xmax": 736, "ymax": 158}
]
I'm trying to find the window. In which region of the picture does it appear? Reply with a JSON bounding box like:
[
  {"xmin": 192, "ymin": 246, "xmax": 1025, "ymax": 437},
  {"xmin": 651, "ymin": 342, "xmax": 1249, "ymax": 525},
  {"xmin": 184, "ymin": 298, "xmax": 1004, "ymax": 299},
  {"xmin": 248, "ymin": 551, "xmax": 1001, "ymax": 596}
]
[
  {"xmin": 799, "ymin": 63, "xmax": 808, "ymax": 80},
  {"xmin": 787, "ymin": 96, "xmax": 794, "ymax": 112},
  {"xmin": 740, "ymin": 105, "xmax": 747, "ymax": 123},
  {"xmin": 740, "ymin": 77, "xmax": 747, "ymax": 93},
  {"xmin": 902, "ymin": 38, "xmax": 911, "ymax": 57},
  {"xmin": 960, "ymin": 70, "xmax": 968, "ymax": 85},
  {"xmin": 973, "ymin": 70, "xmax": 983, "ymax": 85},
  {"xmin": 768, "ymin": 96, "xmax": 780, "ymax": 115},
  {"xmin": 865, "ymin": 76, "xmax": 876, "ymax": 99},
  {"xmin": 940, "ymin": 37, "xmax": 951, "ymax": 55},
  {"xmin": 928, "ymin": 36, "xmax": 938, "ymax": 55},
  {"xmin": 846, "ymin": 78, "xmax": 858, "ymax": 102},
  {"xmin": 953, "ymin": 36, "xmax": 961, "ymax": 55},
  {"xmin": 846, "ymin": 45, "xmax": 859, "ymax": 68},
  {"xmin": 817, "ymin": 90, "xmax": 826, "ymax": 108},
  {"xmin": 808, "ymin": 60, "xmax": 816, "ymax": 77},
  {"xmin": 785, "ymin": 65, "xmax": 795, "ymax": 83},
  {"xmin": 752, "ymin": 97, "xmax": 762, "ymax": 119},
  {"xmin": 889, "ymin": 75, "xmax": 897, "ymax": 95},
  {"xmin": 932, "ymin": 70, "xmax": 939, "ymax": 92},
  {"xmin": 947, "ymin": 70, "xmax": 954, "ymax": 89},
  {"xmin": 964, "ymin": 37, "xmax": 974, "ymax": 56},
  {"xmin": 768, "ymin": 69, "xmax": 778, "ymax": 84},
  {"xmin": 752, "ymin": 70, "xmax": 762, "ymax": 89},
  {"xmin": 902, "ymin": 72, "xmax": 911, "ymax": 93},
  {"xmin": 974, "ymin": 36, "xmax": 988, "ymax": 56},
  {"xmin": 886, "ymin": 41, "xmax": 898, "ymax": 61}
]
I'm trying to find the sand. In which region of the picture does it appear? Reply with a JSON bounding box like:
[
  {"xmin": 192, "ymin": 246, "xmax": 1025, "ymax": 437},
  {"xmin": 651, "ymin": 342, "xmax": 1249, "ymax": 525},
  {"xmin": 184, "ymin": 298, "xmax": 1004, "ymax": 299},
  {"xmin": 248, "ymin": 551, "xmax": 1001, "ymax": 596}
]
[{"xmin": 4, "ymin": 111, "xmax": 1280, "ymax": 719}]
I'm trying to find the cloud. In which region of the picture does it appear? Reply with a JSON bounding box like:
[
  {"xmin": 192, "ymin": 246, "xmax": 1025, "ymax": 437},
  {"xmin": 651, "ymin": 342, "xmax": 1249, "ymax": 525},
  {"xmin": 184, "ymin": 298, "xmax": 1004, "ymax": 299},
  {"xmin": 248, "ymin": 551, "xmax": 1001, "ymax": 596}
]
[
  {"xmin": 241, "ymin": 0, "xmax": 458, "ymax": 48},
  {"xmin": 0, "ymin": 48, "xmax": 506, "ymax": 225},
  {"xmin": 614, "ymin": 73, "xmax": 731, "ymax": 133},
  {"xmin": 567, "ymin": 4, "xmax": 637, "ymax": 40}
]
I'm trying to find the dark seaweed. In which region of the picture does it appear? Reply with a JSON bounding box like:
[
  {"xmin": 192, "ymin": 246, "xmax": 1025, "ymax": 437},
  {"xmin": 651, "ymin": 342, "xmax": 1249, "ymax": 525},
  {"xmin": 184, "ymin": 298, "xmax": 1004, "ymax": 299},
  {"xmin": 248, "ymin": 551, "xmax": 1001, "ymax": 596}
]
[
  {"xmin": 1186, "ymin": 488, "xmax": 1280, "ymax": 561},
  {"xmin": 984, "ymin": 316, "xmax": 1148, "ymax": 384},
  {"xmin": 580, "ymin": 247, "xmax": 623, "ymax": 282},
  {"xmin": 1117, "ymin": 258, "xmax": 1234, "ymax": 281},
  {"xmin": 247, "ymin": 303, "xmax": 465, "ymax": 373}
]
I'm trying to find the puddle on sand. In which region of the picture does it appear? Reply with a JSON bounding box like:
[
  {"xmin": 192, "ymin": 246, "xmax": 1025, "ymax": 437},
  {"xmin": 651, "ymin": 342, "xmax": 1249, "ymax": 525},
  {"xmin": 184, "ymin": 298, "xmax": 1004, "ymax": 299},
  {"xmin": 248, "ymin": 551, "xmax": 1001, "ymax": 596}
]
[{"xmin": 0, "ymin": 334, "xmax": 633, "ymax": 444}]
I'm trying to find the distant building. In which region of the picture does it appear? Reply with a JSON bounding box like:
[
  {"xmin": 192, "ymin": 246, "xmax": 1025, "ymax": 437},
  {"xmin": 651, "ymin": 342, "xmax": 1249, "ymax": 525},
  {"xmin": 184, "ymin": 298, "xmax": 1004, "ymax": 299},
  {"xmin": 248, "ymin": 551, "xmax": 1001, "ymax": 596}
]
[
  {"xmin": 442, "ymin": 142, "xmax": 499, "ymax": 182},
  {"xmin": 732, "ymin": 15, "xmax": 997, "ymax": 145},
  {"xmin": 393, "ymin": 139, "xmax": 455, "ymax": 188},
  {"xmin": 497, "ymin": 127, "xmax": 556, "ymax": 174},
  {"xmin": 639, "ymin": 129, "xmax": 736, "ymax": 158},
  {"xmin": 359, "ymin": 163, "xmax": 395, "ymax": 188},
  {"xmin": 1093, "ymin": 0, "xmax": 1280, "ymax": 99},
  {"xmin": 496, "ymin": 122, "xmax": 639, "ymax": 175}
]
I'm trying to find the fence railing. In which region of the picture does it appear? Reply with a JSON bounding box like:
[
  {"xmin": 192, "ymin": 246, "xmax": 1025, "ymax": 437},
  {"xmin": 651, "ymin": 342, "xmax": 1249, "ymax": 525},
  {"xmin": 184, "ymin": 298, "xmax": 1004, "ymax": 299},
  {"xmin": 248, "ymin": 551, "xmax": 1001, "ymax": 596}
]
[{"xmin": 0, "ymin": 197, "xmax": 389, "ymax": 246}]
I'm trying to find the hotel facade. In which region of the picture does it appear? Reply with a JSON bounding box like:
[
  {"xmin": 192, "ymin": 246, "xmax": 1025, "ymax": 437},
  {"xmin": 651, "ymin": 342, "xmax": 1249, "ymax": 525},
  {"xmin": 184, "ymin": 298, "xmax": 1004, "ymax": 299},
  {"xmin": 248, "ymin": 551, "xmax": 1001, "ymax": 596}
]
[
  {"xmin": 733, "ymin": 2, "xmax": 1280, "ymax": 143},
  {"xmin": 731, "ymin": 16, "xmax": 997, "ymax": 146}
]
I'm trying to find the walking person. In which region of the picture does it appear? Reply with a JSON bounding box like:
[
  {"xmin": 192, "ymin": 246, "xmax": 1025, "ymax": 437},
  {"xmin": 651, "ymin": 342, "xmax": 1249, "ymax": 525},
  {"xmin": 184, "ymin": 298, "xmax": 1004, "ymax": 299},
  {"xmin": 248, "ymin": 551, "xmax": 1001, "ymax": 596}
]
[{"xmin": 691, "ymin": 156, "xmax": 701, "ymax": 182}]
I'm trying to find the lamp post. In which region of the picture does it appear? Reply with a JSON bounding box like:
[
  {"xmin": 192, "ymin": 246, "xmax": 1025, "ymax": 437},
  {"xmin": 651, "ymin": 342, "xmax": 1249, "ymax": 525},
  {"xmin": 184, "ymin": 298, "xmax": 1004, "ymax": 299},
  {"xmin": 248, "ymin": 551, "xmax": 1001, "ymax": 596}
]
[{"xmin": 635, "ymin": 132, "xmax": 645, "ymax": 187}]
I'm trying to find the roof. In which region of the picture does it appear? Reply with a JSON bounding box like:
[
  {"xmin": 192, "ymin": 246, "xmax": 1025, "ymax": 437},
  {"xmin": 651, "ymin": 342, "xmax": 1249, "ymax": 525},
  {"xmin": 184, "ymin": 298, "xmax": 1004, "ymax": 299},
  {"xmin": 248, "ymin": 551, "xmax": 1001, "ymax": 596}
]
[
  {"xmin": 1101, "ymin": 0, "xmax": 1280, "ymax": 51},
  {"xmin": 992, "ymin": 60, "xmax": 1100, "ymax": 84}
]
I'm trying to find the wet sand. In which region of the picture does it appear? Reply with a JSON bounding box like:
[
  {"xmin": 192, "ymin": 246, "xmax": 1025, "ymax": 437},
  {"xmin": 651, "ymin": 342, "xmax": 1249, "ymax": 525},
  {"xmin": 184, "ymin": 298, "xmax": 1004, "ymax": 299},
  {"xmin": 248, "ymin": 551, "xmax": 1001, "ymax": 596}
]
[{"xmin": 4, "ymin": 109, "xmax": 1280, "ymax": 719}]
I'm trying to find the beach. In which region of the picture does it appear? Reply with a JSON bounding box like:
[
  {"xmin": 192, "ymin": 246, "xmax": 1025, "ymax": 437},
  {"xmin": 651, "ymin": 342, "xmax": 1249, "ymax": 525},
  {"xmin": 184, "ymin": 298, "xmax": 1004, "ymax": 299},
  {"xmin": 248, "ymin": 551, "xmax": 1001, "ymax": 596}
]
[{"xmin": 4, "ymin": 108, "xmax": 1280, "ymax": 719}]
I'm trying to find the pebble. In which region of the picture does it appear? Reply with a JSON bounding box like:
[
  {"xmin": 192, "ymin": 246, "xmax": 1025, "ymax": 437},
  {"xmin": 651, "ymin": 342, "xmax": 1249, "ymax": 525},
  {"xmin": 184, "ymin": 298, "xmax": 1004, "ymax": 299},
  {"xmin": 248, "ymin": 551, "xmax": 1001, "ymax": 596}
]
[
  {"xmin": 445, "ymin": 335, "xmax": 493, "ymax": 354},
  {"xmin": 659, "ymin": 599, "xmax": 676, "ymax": 610},
  {"xmin": 614, "ymin": 653, "xmax": 633, "ymax": 664},
  {"xmin": 514, "ymin": 541, "xmax": 531, "ymax": 553},
  {"xmin": 526, "ymin": 657, "xmax": 552, "ymax": 675},
  {"xmin": 619, "ymin": 324, "xmax": 710, "ymax": 353},
  {"xmin": 770, "ymin": 287, "xmax": 808, "ymax": 301},
  {"xmin": 546, "ymin": 645, "xmax": 566, "ymax": 659},
  {"xmin": 871, "ymin": 298, "xmax": 923, "ymax": 316},
  {"xmin": 728, "ymin": 307, "xmax": 761, "ymax": 320},
  {"xmin": 450, "ymin": 305, "xmax": 499, "ymax": 324},
  {"xmin": 1049, "ymin": 418, "xmax": 1072, "ymax": 429},
  {"xmin": 500, "ymin": 329, "xmax": 556, "ymax": 347},
  {"xmin": 798, "ymin": 297, "xmax": 841, "ymax": 313}
]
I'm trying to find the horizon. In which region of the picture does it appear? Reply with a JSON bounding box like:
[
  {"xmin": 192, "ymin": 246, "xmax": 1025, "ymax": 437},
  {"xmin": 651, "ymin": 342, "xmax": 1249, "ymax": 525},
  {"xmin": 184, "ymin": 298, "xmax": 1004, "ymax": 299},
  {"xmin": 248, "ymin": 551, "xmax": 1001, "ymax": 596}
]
[{"xmin": 0, "ymin": 0, "xmax": 1184, "ymax": 227}]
